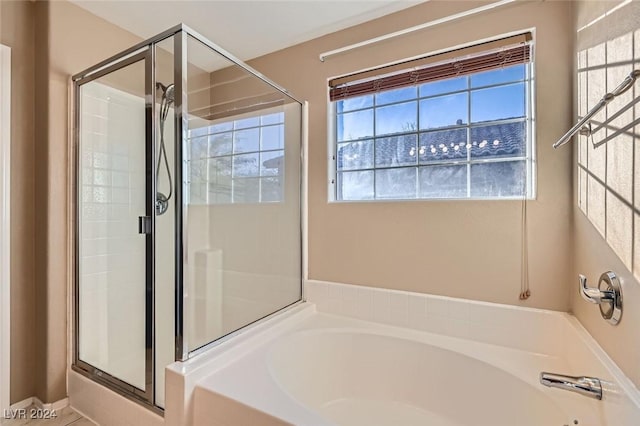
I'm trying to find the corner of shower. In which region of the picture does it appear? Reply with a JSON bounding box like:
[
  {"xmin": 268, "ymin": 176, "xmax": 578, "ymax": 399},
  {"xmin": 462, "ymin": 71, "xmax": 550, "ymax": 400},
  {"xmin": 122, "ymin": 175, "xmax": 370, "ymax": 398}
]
[{"xmin": 71, "ymin": 24, "xmax": 304, "ymax": 413}]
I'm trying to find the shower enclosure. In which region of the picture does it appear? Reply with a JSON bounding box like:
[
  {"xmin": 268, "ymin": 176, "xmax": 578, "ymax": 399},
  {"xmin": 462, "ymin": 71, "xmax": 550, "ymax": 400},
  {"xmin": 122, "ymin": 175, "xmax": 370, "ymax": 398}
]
[{"xmin": 72, "ymin": 24, "xmax": 304, "ymax": 411}]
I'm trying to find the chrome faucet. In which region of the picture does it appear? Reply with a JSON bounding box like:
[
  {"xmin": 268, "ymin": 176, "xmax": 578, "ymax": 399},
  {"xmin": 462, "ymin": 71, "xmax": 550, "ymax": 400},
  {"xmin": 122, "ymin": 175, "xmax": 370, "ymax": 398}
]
[{"xmin": 540, "ymin": 372, "xmax": 602, "ymax": 400}]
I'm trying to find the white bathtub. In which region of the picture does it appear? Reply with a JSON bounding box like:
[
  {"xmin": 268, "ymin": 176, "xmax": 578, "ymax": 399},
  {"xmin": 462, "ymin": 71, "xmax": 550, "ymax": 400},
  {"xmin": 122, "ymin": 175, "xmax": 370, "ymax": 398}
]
[{"xmin": 166, "ymin": 281, "xmax": 640, "ymax": 426}]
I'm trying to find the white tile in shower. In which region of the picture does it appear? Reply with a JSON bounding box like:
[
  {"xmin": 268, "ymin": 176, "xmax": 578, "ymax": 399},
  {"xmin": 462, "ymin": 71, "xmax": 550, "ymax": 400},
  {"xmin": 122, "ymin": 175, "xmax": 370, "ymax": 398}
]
[
  {"xmin": 426, "ymin": 297, "xmax": 450, "ymax": 318},
  {"xmin": 388, "ymin": 291, "xmax": 408, "ymax": 312},
  {"xmin": 327, "ymin": 282, "xmax": 343, "ymax": 300},
  {"xmin": 304, "ymin": 281, "xmax": 328, "ymax": 305},
  {"xmin": 407, "ymin": 294, "xmax": 426, "ymax": 318}
]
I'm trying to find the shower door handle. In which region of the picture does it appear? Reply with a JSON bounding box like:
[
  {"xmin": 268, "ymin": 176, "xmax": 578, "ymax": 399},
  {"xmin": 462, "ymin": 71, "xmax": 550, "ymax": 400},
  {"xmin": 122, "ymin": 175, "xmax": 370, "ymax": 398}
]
[{"xmin": 138, "ymin": 216, "xmax": 152, "ymax": 234}]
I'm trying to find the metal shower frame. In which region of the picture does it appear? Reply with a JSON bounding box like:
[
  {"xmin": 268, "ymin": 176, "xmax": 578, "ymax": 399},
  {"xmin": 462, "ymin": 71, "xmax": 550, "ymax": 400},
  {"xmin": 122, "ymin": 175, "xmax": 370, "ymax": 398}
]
[{"xmin": 71, "ymin": 23, "xmax": 304, "ymax": 412}]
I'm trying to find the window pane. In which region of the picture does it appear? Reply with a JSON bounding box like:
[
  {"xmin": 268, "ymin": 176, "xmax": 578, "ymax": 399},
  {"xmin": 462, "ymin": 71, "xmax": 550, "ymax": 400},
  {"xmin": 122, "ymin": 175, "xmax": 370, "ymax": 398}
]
[
  {"xmin": 471, "ymin": 83, "xmax": 525, "ymax": 123},
  {"xmin": 375, "ymin": 134, "xmax": 418, "ymax": 167},
  {"xmin": 189, "ymin": 126, "xmax": 208, "ymax": 137},
  {"xmin": 233, "ymin": 128, "xmax": 260, "ymax": 153},
  {"xmin": 260, "ymin": 151, "xmax": 284, "ymax": 176},
  {"xmin": 208, "ymin": 157, "xmax": 232, "ymax": 179},
  {"xmin": 470, "ymin": 121, "xmax": 526, "ymax": 159},
  {"xmin": 419, "ymin": 165, "xmax": 467, "ymax": 198},
  {"xmin": 260, "ymin": 177, "xmax": 283, "ymax": 202},
  {"xmin": 190, "ymin": 136, "xmax": 208, "ymax": 160},
  {"xmin": 233, "ymin": 178, "xmax": 260, "ymax": 203},
  {"xmin": 190, "ymin": 182, "xmax": 207, "ymax": 204},
  {"xmin": 419, "ymin": 129, "xmax": 467, "ymax": 164},
  {"xmin": 209, "ymin": 122, "xmax": 233, "ymax": 134},
  {"xmin": 261, "ymin": 124, "xmax": 284, "ymax": 151},
  {"xmin": 375, "ymin": 87, "xmax": 417, "ymax": 106},
  {"xmin": 208, "ymin": 182, "xmax": 231, "ymax": 204},
  {"xmin": 336, "ymin": 95, "xmax": 373, "ymax": 113},
  {"xmin": 375, "ymin": 101, "xmax": 417, "ymax": 136},
  {"xmin": 471, "ymin": 64, "xmax": 525, "ymax": 88},
  {"xmin": 234, "ymin": 117, "xmax": 260, "ymax": 129},
  {"xmin": 420, "ymin": 76, "xmax": 467, "ymax": 97},
  {"xmin": 337, "ymin": 109, "xmax": 373, "ymax": 142},
  {"xmin": 337, "ymin": 140, "xmax": 374, "ymax": 171},
  {"xmin": 232, "ymin": 153, "xmax": 259, "ymax": 177},
  {"xmin": 337, "ymin": 170, "xmax": 374, "ymax": 200},
  {"xmin": 375, "ymin": 168, "xmax": 417, "ymax": 199},
  {"xmin": 209, "ymin": 132, "xmax": 232, "ymax": 156},
  {"xmin": 470, "ymin": 161, "xmax": 525, "ymax": 197},
  {"xmin": 189, "ymin": 159, "xmax": 207, "ymax": 182},
  {"xmin": 419, "ymin": 93, "xmax": 468, "ymax": 130},
  {"xmin": 208, "ymin": 158, "xmax": 232, "ymax": 202},
  {"xmin": 261, "ymin": 112, "xmax": 284, "ymax": 125}
]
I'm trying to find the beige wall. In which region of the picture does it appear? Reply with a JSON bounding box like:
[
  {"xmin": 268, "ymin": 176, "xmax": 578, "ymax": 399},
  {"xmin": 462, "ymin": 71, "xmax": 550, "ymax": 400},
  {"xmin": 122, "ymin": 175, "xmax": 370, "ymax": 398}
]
[
  {"xmin": 572, "ymin": 0, "xmax": 640, "ymax": 389},
  {"xmin": 247, "ymin": 0, "xmax": 574, "ymax": 310},
  {"xmin": 34, "ymin": 0, "xmax": 141, "ymax": 403},
  {"xmin": 0, "ymin": 0, "xmax": 36, "ymax": 404}
]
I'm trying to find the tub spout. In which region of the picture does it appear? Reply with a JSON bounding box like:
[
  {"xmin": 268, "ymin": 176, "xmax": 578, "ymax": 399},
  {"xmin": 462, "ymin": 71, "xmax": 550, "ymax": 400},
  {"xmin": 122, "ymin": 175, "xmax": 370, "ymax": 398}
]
[{"xmin": 540, "ymin": 372, "xmax": 602, "ymax": 400}]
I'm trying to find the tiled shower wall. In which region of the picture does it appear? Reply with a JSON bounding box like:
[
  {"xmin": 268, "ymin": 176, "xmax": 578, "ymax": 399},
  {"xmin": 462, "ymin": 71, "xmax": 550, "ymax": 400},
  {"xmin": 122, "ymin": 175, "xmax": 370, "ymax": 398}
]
[
  {"xmin": 577, "ymin": 15, "xmax": 640, "ymax": 279},
  {"xmin": 79, "ymin": 82, "xmax": 146, "ymax": 389}
]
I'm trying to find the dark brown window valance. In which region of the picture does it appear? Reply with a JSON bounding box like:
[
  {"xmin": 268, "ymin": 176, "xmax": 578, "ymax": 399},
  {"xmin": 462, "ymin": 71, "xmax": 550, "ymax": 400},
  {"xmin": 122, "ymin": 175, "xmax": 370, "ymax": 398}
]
[{"xmin": 329, "ymin": 33, "xmax": 532, "ymax": 102}]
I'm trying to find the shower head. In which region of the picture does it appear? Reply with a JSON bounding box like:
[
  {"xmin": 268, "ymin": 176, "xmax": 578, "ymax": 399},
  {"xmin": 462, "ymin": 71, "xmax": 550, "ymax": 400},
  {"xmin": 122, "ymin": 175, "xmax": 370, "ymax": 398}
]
[
  {"xmin": 164, "ymin": 84, "xmax": 175, "ymax": 103},
  {"xmin": 156, "ymin": 82, "xmax": 175, "ymax": 104}
]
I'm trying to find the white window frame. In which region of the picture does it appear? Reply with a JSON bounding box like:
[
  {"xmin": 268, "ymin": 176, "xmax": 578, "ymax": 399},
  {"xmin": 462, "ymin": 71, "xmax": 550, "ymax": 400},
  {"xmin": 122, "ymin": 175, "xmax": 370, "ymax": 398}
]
[{"xmin": 328, "ymin": 43, "xmax": 537, "ymax": 203}]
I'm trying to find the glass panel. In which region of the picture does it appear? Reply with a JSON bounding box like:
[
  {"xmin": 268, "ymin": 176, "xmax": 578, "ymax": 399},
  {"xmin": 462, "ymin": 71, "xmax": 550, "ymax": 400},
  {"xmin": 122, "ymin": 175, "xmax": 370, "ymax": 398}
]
[
  {"xmin": 184, "ymin": 34, "xmax": 302, "ymax": 354},
  {"xmin": 419, "ymin": 76, "xmax": 467, "ymax": 97},
  {"xmin": 337, "ymin": 109, "xmax": 374, "ymax": 141},
  {"xmin": 375, "ymin": 87, "xmax": 417, "ymax": 105},
  {"xmin": 337, "ymin": 140, "xmax": 374, "ymax": 171},
  {"xmin": 375, "ymin": 101, "xmax": 417, "ymax": 136},
  {"xmin": 470, "ymin": 64, "xmax": 525, "ymax": 88},
  {"xmin": 261, "ymin": 112, "xmax": 284, "ymax": 125},
  {"xmin": 470, "ymin": 161, "xmax": 526, "ymax": 197},
  {"xmin": 375, "ymin": 168, "xmax": 417, "ymax": 199},
  {"xmin": 471, "ymin": 83, "xmax": 525, "ymax": 123},
  {"xmin": 232, "ymin": 153, "xmax": 259, "ymax": 177},
  {"xmin": 261, "ymin": 124, "xmax": 284, "ymax": 151},
  {"xmin": 260, "ymin": 151, "xmax": 284, "ymax": 176},
  {"xmin": 336, "ymin": 95, "xmax": 373, "ymax": 113},
  {"xmin": 470, "ymin": 121, "xmax": 526, "ymax": 159},
  {"xmin": 209, "ymin": 132, "xmax": 233, "ymax": 156},
  {"xmin": 234, "ymin": 116, "xmax": 260, "ymax": 129},
  {"xmin": 154, "ymin": 37, "xmax": 176, "ymax": 408},
  {"xmin": 419, "ymin": 93, "xmax": 468, "ymax": 130},
  {"xmin": 232, "ymin": 178, "xmax": 260, "ymax": 203},
  {"xmin": 375, "ymin": 134, "xmax": 418, "ymax": 167},
  {"xmin": 419, "ymin": 165, "xmax": 467, "ymax": 198},
  {"xmin": 419, "ymin": 129, "xmax": 468, "ymax": 163},
  {"xmin": 337, "ymin": 170, "xmax": 374, "ymax": 200},
  {"xmin": 233, "ymin": 128, "xmax": 260, "ymax": 153},
  {"xmin": 78, "ymin": 58, "xmax": 146, "ymax": 391},
  {"xmin": 260, "ymin": 177, "xmax": 283, "ymax": 202}
]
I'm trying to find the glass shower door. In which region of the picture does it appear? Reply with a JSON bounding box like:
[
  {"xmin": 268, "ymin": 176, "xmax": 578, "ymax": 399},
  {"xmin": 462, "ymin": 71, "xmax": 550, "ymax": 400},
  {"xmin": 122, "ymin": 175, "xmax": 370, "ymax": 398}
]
[{"xmin": 76, "ymin": 51, "xmax": 152, "ymax": 399}]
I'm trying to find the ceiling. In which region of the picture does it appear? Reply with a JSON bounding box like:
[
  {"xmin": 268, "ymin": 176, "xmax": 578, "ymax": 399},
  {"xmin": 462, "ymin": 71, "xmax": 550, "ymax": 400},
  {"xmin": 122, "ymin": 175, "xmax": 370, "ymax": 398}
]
[{"xmin": 71, "ymin": 0, "xmax": 425, "ymax": 62}]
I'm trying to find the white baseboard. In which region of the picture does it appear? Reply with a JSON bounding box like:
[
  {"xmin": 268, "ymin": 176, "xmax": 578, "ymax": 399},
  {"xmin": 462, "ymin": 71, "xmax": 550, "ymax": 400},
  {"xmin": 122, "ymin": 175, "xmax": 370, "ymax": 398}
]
[
  {"xmin": 10, "ymin": 396, "xmax": 68, "ymax": 411},
  {"xmin": 8, "ymin": 397, "xmax": 32, "ymax": 411},
  {"xmin": 33, "ymin": 397, "xmax": 69, "ymax": 411}
]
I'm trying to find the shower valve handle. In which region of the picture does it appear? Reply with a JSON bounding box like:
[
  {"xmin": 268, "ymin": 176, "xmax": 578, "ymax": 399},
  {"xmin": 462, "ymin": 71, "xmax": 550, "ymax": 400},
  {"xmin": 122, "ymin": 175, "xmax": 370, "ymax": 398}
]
[
  {"xmin": 578, "ymin": 271, "xmax": 623, "ymax": 326},
  {"xmin": 579, "ymin": 274, "xmax": 614, "ymax": 304}
]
